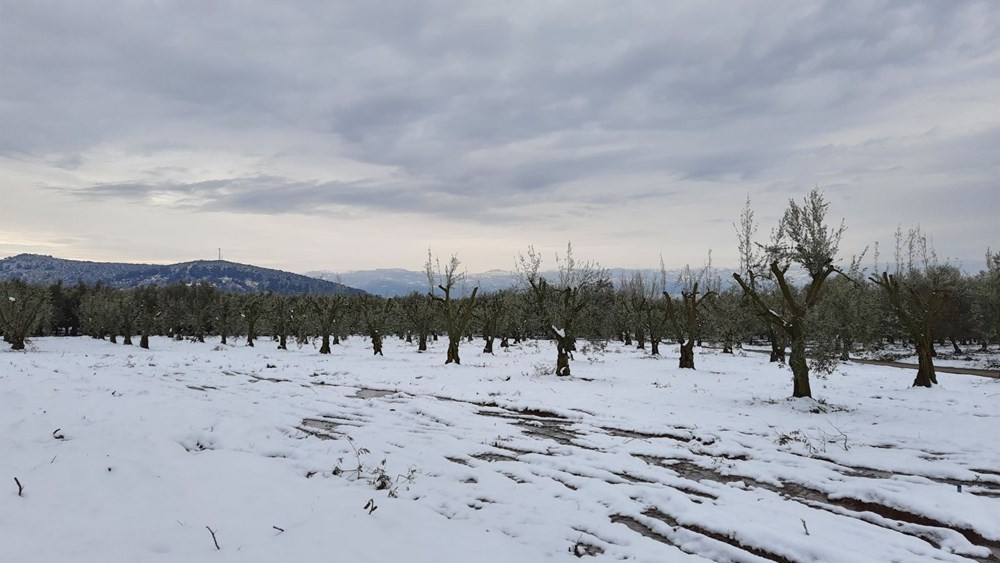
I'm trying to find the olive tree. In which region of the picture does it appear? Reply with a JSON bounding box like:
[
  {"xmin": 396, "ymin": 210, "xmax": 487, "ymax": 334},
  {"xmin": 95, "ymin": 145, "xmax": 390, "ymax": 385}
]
[
  {"xmin": 871, "ymin": 227, "xmax": 958, "ymax": 387},
  {"xmin": 0, "ymin": 280, "xmax": 52, "ymax": 350},
  {"xmin": 664, "ymin": 260, "xmax": 716, "ymax": 369},
  {"xmin": 427, "ymin": 251, "xmax": 479, "ymax": 365},
  {"xmin": 518, "ymin": 243, "xmax": 606, "ymax": 376},
  {"xmin": 733, "ymin": 189, "xmax": 845, "ymax": 398}
]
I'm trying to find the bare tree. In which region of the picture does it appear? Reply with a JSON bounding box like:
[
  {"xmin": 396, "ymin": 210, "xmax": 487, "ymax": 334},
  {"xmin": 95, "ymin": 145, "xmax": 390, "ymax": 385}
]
[{"xmin": 733, "ymin": 189, "xmax": 845, "ymax": 398}]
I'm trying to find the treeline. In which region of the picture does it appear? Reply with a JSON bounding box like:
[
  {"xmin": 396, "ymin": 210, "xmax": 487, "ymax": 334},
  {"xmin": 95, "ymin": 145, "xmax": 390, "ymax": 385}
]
[{"xmin": 1, "ymin": 190, "xmax": 998, "ymax": 399}]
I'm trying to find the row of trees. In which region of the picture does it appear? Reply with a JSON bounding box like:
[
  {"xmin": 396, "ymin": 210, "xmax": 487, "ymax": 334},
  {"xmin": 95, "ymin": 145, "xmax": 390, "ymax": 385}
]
[{"xmin": 2, "ymin": 191, "xmax": 998, "ymax": 399}]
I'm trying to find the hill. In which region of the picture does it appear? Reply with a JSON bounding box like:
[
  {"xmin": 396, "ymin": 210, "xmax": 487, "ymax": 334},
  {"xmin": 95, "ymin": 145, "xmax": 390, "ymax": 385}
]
[{"xmin": 0, "ymin": 254, "xmax": 364, "ymax": 295}]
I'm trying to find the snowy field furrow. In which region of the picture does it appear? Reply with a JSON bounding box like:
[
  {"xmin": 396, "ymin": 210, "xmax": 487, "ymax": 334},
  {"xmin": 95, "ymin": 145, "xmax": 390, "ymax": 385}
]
[{"xmin": 2, "ymin": 337, "xmax": 999, "ymax": 562}]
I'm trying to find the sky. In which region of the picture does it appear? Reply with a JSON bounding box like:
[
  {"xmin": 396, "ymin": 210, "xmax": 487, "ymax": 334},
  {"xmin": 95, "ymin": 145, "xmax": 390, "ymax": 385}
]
[{"xmin": 1, "ymin": 0, "xmax": 998, "ymax": 274}]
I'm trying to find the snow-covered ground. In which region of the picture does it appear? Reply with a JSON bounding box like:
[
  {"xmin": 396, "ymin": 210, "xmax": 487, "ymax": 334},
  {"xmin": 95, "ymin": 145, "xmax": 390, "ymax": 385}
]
[
  {"xmin": 2, "ymin": 337, "xmax": 999, "ymax": 562},
  {"xmin": 856, "ymin": 345, "xmax": 1000, "ymax": 371}
]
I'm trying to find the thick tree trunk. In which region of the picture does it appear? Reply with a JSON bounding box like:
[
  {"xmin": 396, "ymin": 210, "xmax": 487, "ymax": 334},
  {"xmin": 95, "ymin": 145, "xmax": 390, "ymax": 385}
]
[
  {"xmin": 649, "ymin": 338, "xmax": 660, "ymax": 356},
  {"xmin": 320, "ymin": 334, "xmax": 331, "ymax": 354},
  {"xmin": 372, "ymin": 334, "xmax": 383, "ymax": 356},
  {"xmin": 405, "ymin": 333, "xmax": 412, "ymax": 343},
  {"xmin": 10, "ymin": 336, "xmax": 26, "ymax": 351},
  {"xmin": 556, "ymin": 340, "xmax": 571, "ymax": 376},
  {"xmin": 140, "ymin": 333, "xmax": 150, "ymax": 349},
  {"xmin": 109, "ymin": 334, "xmax": 117, "ymax": 344},
  {"xmin": 500, "ymin": 336, "xmax": 509, "ymax": 348},
  {"xmin": 636, "ymin": 331, "xmax": 645, "ymax": 350},
  {"xmin": 789, "ymin": 335, "xmax": 811, "ymax": 398},
  {"xmin": 220, "ymin": 333, "xmax": 227, "ymax": 345},
  {"xmin": 278, "ymin": 334, "xmax": 287, "ymax": 350},
  {"xmin": 123, "ymin": 334, "xmax": 133, "ymax": 346},
  {"xmin": 722, "ymin": 340, "xmax": 733, "ymax": 354},
  {"xmin": 483, "ymin": 336, "xmax": 494, "ymax": 354},
  {"xmin": 333, "ymin": 333, "xmax": 340, "ymax": 345},
  {"xmin": 678, "ymin": 340, "xmax": 695, "ymax": 369},
  {"xmin": 446, "ymin": 338, "xmax": 460, "ymax": 364},
  {"xmin": 418, "ymin": 333, "xmax": 428, "ymax": 352},
  {"xmin": 623, "ymin": 331, "xmax": 632, "ymax": 346},
  {"xmin": 913, "ymin": 342, "xmax": 936, "ymax": 387}
]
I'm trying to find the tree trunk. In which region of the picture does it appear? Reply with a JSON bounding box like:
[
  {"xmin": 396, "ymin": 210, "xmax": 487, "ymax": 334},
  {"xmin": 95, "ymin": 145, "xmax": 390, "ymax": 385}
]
[
  {"xmin": 278, "ymin": 334, "xmax": 287, "ymax": 350},
  {"xmin": 556, "ymin": 340, "xmax": 571, "ymax": 376},
  {"xmin": 446, "ymin": 338, "xmax": 460, "ymax": 364},
  {"xmin": 770, "ymin": 337, "xmax": 785, "ymax": 364},
  {"xmin": 333, "ymin": 333, "xmax": 340, "ymax": 345},
  {"xmin": 109, "ymin": 334, "xmax": 117, "ymax": 344},
  {"xmin": 500, "ymin": 336, "xmax": 509, "ymax": 348},
  {"xmin": 372, "ymin": 333, "xmax": 383, "ymax": 356},
  {"xmin": 123, "ymin": 334, "xmax": 133, "ymax": 346},
  {"xmin": 636, "ymin": 331, "xmax": 645, "ymax": 350},
  {"xmin": 418, "ymin": 333, "xmax": 428, "ymax": 352},
  {"xmin": 10, "ymin": 336, "xmax": 26, "ymax": 351},
  {"xmin": 623, "ymin": 331, "xmax": 632, "ymax": 346},
  {"xmin": 789, "ymin": 335, "xmax": 811, "ymax": 398},
  {"xmin": 722, "ymin": 341, "xmax": 733, "ymax": 354},
  {"xmin": 483, "ymin": 336, "xmax": 494, "ymax": 354},
  {"xmin": 320, "ymin": 334, "xmax": 331, "ymax": 354},
  {"xmin": 949, "ymin": 337, "xmax": 962, "ymax": 355},
  {"xmin": 678, "ymin": 340, "xmax": 695, "ymax": 369},
  {"xmin": 840, "ymin": 338, "xmax": 852, "ymax": 361},
  {"xmin": 140, "ymin": 333, "xmax": 149, "ymax": 349},
  {"xmin": 913, "ymin": 341, "xmax": 936, "ymax": 387},
  {"xmin": 649, "ymin": 338, "xmax": 660, "ymax": 356},
  {"xmin": 220, "ymin": 333, "xmax": 227, "ymax": 345}
]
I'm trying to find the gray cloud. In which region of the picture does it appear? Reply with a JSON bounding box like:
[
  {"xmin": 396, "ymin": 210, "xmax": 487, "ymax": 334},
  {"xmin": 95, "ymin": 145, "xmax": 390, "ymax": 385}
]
[{"xmin": 2, "ymin": 0, "xmax": 998, "ymax": 269}]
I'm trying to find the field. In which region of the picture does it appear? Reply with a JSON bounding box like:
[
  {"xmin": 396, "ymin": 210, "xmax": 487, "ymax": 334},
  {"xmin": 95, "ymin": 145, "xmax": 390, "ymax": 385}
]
[{"xmin": 2, "ymin": 337, "xmax": 999, "ymax": 562}]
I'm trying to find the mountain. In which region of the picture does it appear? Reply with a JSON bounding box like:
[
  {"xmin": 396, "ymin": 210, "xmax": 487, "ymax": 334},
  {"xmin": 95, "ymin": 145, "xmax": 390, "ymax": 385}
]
[
  {"xmin": 306, "ymin": 267, "xmax": 744, "ymax": 297},
  {"xmin": 0, "ymin": 254, "xmax": 364, "ymax": 295}
]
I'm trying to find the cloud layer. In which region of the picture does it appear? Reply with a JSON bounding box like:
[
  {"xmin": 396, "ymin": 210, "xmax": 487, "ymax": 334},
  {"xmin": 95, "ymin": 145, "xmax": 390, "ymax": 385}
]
[{"xmin": 2, "ymin": 0, "xmax": 997, "ymax": 271}]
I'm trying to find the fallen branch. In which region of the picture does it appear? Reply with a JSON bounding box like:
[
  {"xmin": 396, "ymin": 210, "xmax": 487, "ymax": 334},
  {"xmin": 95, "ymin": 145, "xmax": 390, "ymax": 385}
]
[
  {"xmin": 14, "ymin": 477, "xmax": 23, "ymax": 497},
  {"xmin": 205, "ymin": 526, "xmax": 220, "ymax": 550}
]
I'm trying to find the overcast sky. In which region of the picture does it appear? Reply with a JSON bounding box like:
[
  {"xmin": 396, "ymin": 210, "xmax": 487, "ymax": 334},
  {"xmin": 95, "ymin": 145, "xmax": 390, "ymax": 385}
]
[{"xmin": 1, "ymin": 0, "xmax": 997, "ymax": 274}]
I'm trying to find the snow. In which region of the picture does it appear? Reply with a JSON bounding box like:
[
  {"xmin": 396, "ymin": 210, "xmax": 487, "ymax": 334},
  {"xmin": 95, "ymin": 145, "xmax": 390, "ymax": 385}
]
[{"xmin": 2, "ymin": 337, "xmax": 999, "ymax": 562}]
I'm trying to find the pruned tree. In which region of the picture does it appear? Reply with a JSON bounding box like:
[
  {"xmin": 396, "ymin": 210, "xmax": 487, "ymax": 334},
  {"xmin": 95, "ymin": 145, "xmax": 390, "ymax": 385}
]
[
  {"xmin": 212, "ymin": 292, "xmax": 239, "ymax": 346},
  {"xmin": 734, "ymin": 195, "xmax": 786, "ymax": 362},
  {"xmin": 733, "ymin": 189, "xmax": 845, "ymax": 398},
  {"xmin": 664, "ymin": 259, "xmax": 716, "ymax": 369},
  {"xmin": 477, "ymin": 290, "xmax": 510, "ymax": 354},
  {"xmin": 357, "ymin": 295, "xmax": 394, "ymax": 356},
  {"xmin": 971, "ymin": 248, "xmax": 1000, "ymax": 349},
  {"xmin": 134, "ymin": 285, "xmax": 160, "ymax": 349},
  {"xmin": 400, "ymin": 291, "xmax": 435, "ymax": 352},
  {"xmin": 239, "ymin": 293, "xmax": 265, "ymax": 347},
  {"xmin": 268, "ymin": 294, "xmax": 296, "ymax": 350},
  {"xmin": 518, "ymin": 243, "xmax": 606, "ymax": 376},
  {"xmin": 308, "ymin": 294, "xmax": 345, "ymax": 354},
  {"xmin": 0, "ymin": 280, "xmax": 52, "ymax": 350},
  {"xmin": 871, "ymin": 226, "xmax": 958, "ymax": 387},
  {"xmin": 427, "ymin": 250, "xmax": 478, "ymax": 365},
  {"xmin": 622, "ymin": 271, "xmax": 667, "ymax": 355}
]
